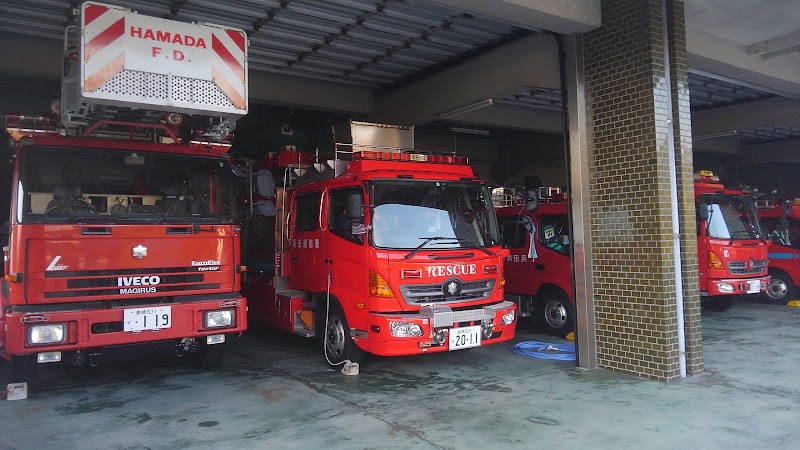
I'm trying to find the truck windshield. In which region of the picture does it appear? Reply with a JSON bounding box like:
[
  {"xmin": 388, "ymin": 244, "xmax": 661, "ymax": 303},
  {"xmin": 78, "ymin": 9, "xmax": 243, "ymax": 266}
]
[
  {"xmin": 17, "ymin": 145, "xmax": 235, "ymax": 224},
  {"xmin": 371, "ymin": 180, "xmax": 499, "ymax": 250},
  {"xmin": 701, "ymin": 194, "xmax": 763, "ymax": 240}
]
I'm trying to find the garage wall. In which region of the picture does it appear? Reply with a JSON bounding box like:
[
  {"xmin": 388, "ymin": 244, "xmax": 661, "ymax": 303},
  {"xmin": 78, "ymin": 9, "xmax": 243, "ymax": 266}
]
[{"xmin": 0, "ymin": 75, "xmax": 60, "ymax": 116}]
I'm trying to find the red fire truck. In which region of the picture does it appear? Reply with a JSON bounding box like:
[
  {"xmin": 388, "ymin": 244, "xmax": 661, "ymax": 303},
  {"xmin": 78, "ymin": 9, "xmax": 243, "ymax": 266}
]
[
  {"xmin": 694, "ymin": 171, "xmax": 769, "ymax": 310},
  {"xmin": 495, "ymin": 171, "xmax": 769, "ymax": 337},
  {"xmin": 755, "ymin": 196, "xmax": 800, "ymax": 303},
  {"xmin": 1, "ymin": 2, "xmax": 249, "ymax": 391},
  {"xmin": 495, "ymin": 188, "xmax": 573, "ymax": 337},
  {"xmin": 240, "ymin": 122, "xmax": 516, "ymax": 367}
]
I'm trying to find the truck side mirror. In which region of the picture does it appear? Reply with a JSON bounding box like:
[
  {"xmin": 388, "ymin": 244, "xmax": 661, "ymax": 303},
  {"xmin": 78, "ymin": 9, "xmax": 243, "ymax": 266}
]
[
  {"xmin": 696, "ymin": 202, "xmax": 709, "ymax": 222},
  {"xmin": 231, "ymin": 164, "xmax": 246, "ymax": 178},
  {"xmin": 523, "ymin": 189, "xmax": 539, "ymax": 212},
  {"xmin": 346, "ymin": 192, "xmax": 365, "ymax": 235}
]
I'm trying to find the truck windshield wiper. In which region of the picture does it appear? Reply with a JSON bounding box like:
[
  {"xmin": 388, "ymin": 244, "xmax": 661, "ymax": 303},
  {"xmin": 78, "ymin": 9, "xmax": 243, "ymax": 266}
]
[
  {"xmin": 404, "ymin": 236, "xmax": 492, "ymax": 259},
  {"xmin": 404, "ymin": 237, "xmax": 454, "ymax": 260},
  {"xmin": 452, "ymin": 239, "xmax": 493, "ymax": 256}
]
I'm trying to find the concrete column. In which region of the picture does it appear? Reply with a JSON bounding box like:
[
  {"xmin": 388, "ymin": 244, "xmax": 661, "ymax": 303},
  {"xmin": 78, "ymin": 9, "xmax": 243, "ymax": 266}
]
[{"xmin": 579, "ymin": 0, "xmax": 702, "ymax": 380}]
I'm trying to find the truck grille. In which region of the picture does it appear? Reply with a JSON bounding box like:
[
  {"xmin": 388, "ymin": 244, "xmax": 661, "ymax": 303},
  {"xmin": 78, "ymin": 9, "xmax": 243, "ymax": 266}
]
[
  {"xmin": 728, "ymin": 260, "xmax": 766, "ymax": 275},
  {"xmin": 43, "ymin": 266, "xmax": 221, "ymax": 299},
  {"xmin": 399, "ymin": 279, "xmax": 495, "ymax": 305}
]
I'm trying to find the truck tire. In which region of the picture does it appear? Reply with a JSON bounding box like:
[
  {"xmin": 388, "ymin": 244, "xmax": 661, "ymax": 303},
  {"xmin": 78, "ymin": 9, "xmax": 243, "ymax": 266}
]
[
  {"xmin": 538, "ymin": 289, "xmax": 574, "ymax": 338},
  {"xmin": 703, "ymin": 296, "xmax": 736, "ymax": 312},
  {"xmin": 765, "ymin": 270, "xmax": 796, "ymax": 305},
  {"xmin": 324, "ymin": 301, "xmax": 365, "ymax": 366},
  {"xmin": 7, "ymin": 355, "xmax": 38, "ymax": 387}
]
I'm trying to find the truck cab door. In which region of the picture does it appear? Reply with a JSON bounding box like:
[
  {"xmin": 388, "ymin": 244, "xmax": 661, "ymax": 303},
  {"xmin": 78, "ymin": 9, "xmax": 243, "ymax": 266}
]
[
  {"xmin": 498, "ymin": 215, "xmax": 535, "ymax": 294},
  {"xmin": 535, "ymin": 214, "xmax": 573, "ymax": 298},
  {"xmin": 287, "ymin": 190, "xmax": 326, "ymax": 293},
  {"xmin": 324, "ymin": 187, "xmax": 368, "ymax": 312}
]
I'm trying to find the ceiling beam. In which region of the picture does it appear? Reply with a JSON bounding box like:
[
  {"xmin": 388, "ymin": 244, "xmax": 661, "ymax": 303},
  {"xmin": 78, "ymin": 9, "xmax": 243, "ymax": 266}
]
[
  {"xmin": 372, "ymin": 33, "xmax": 560, "ymax": 126},
  {"xmin": 691, "ymin": 97, "xmax": 800, "ymax": 137},
  {"xmin": 428, "ymin": 0, "xmax": 601, "ymax": 34},
  {"xmin": 747, "ymin": 29, "xmax": 800, "ymax": 59}
]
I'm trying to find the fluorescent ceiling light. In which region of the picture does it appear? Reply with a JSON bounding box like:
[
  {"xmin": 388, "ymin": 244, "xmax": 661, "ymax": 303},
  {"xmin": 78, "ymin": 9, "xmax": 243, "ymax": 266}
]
[
  {"xmin": 450, "ymin": 127, "xmax": 490, "ymax": 136},
  {"xmin": 440, "ymin": 99, "xmax": 494, "ymax": 119},
  {"xmin": 693, "ymin": 130, "xmax": 738, "ymax": 140}
]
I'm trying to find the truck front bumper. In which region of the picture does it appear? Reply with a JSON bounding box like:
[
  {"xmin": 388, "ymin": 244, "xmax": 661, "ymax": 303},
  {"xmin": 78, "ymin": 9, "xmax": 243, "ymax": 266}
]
[
  {"xmin": 705, "ymin": 276, "xmax": 770, "ymax": 297},
  {"xmin": 2, "ymin": 295, "xmax": 247, "ymax": 361},
  {"xmin": 359, "ymin": 301, "xmax": 516, "ymax": 356}
]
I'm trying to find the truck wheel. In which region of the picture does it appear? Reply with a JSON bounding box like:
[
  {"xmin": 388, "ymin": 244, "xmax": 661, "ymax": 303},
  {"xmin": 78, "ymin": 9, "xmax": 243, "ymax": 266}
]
[
  {"xmin": 196, "ymin": 342, "xmax": 225, "ymax": 369},
  {"xmin": 765, "ymin": 270, "xmax": 796, "ymax": 304},
  {"xmin": 7, "ymin": 355, "xmax": 38, "ymax": 387},
  {"xmin": 703, "ymin": 296, "xmax": 736, "ymax": 312},
  {"xmin": 538, "ymin": 290, "xmax": 574, "ymax": 338},
  {"xmin": 324, "ymin": 301, "xmax": 365, "ymax": 366}
]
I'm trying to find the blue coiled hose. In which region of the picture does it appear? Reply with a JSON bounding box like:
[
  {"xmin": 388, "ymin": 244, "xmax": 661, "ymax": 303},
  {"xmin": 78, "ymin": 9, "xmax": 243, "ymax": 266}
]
[{"xmin": 511, "ymin": 341, "xmax": 576, "ymax": 361}]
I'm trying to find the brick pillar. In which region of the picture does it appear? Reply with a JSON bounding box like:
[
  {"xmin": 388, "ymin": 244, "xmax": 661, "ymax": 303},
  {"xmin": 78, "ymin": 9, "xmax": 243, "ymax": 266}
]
[{"xmin": 582, "ymin": 0, "xmax": 702, "ymax": 380}]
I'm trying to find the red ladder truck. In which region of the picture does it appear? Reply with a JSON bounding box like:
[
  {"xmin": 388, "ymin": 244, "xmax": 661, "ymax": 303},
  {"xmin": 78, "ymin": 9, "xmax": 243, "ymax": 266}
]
[
  {"xmin": 240, "ymin": 122, "xmax": 517, "ymax": 368},
  {"xmin": 1, "ymin": 2, "xmax": 249, "ymax": 393},
  {"xmin": 495, "ymin": 171, "xmax": 769, "ymax": 337}
]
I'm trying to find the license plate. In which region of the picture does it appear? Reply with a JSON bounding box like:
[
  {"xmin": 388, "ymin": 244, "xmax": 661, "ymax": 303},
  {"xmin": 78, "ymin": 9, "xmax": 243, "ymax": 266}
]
[
  {"xmin": 747, "ymin": 280, "xmax": 760, "ymax": 294},
  {"xmin": 408, "ymin": 153, "xmax": 427, "ymax": 162},
  {"xmin": 449, "ymin": 325, "xmax": 481, "ymax": 351},
  {"xmin": 124, "ymin": 306, "xmax": 172, "ymax": 332}
]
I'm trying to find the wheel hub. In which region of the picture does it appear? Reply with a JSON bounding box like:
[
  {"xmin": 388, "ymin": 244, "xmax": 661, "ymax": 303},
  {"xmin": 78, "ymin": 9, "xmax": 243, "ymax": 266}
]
[
  {"xmin": 326, "ymin": 316, "xmax": 346, "ymax": 357},
  {"xmin": 544, "ymin": 300, "xmax": 568, "ymax": 329},
  {"xmin": 768, "ymin": 278, "xmax": 788, "ymax": 300}
]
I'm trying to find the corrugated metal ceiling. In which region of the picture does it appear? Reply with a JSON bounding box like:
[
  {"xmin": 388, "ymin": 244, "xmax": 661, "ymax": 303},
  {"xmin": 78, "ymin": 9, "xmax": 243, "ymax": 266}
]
[{"xmin": 0, "ymin": 0, "xmax": 523, "ymax": 89}]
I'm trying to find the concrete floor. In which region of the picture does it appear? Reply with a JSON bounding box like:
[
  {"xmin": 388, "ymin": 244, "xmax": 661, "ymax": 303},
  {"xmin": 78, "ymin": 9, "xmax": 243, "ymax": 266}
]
[{"xmin": 2, "ymin": 299, "xmax": 800, "ymax": 449}]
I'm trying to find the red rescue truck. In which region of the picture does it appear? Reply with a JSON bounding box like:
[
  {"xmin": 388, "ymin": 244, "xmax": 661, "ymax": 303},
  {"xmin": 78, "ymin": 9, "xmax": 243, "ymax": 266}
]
[
  {"xmin": 1, "ymin": 2, "xmax": 249, "ymax": 389},
  {"xmin": 755, "ymin": 196, "xmax": 800, "ymax": 303},
  {"xmin": 495, "ymin": 171, "xmax": 769, "ymax": 337},
  {"xmin": 241, "ymin": 122, "xmax": 516, "ymax": 366}
]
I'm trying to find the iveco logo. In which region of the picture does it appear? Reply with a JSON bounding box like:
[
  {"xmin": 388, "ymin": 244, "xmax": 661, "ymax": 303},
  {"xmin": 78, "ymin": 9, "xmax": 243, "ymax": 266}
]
[
  {"xmin": 132, "ymin": 245, "xmax": 148, "ymax": 259},
  {"xmin": 443, "ymin": 278, "xmax": 462, "ymax": 297}
]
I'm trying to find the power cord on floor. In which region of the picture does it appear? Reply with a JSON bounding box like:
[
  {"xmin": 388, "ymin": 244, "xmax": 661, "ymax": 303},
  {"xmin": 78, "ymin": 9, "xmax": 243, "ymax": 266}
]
[
  {"xmin": 0, "ymin": 390, "xmax": 9, "ymax": 399},
  {"xmin": 511, "ymin": 341, "xmax": 576, "ymax": 361}
]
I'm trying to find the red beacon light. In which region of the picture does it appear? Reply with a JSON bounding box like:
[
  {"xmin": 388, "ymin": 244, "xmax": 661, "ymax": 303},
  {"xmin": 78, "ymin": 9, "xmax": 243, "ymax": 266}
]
[
  {"xmin": 355, "ymin": 150, "xmax": 468, "ymax": 165},
  {"xmin": 694, "ymin": 170, "xmax": 720, "ymax": 183}
]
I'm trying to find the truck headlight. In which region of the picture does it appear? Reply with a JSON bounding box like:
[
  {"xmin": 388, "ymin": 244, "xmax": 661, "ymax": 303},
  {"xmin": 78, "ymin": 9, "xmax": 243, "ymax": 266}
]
[
  {"xmin": 501, "ymin": 310, "xmax": 516, "ymax": 326},
  {"xmin": 390, "ymin": 322, "xmax": 423, "ymax": 337},
  {"xmin": 718, "ymin": 283, "xmax": 735, "ymax": 293},
  {"xmin": 204, "ymin": 310, "xmax": 234, "ymax": 328},
  {"xmin": 28, "ymin": 324, "xmax": 66, "ymax": 345}
]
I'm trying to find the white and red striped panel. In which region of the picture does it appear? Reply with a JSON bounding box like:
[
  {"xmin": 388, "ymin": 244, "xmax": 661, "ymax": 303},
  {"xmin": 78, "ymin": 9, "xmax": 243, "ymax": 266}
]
[{"xmin": 80, "ymin": 2, "xmax": 247, "ymax": 117}]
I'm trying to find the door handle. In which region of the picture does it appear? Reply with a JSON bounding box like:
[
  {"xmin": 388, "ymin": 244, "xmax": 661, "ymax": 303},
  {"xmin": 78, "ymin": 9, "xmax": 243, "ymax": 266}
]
[
  {"xmin": 290, "ymin": 257, "xmax": 299, "ymax": 261},
  {"xmin": 535, "ymin": 263, "xmax": 546, "ymax": 270}
]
